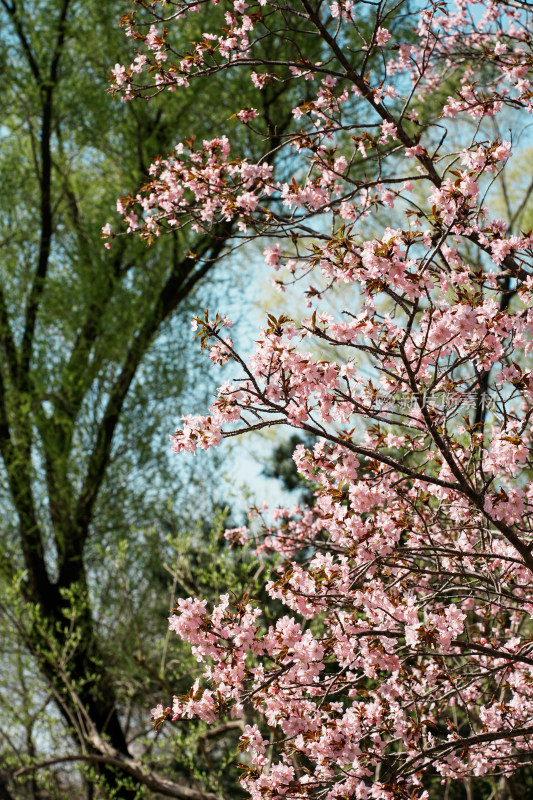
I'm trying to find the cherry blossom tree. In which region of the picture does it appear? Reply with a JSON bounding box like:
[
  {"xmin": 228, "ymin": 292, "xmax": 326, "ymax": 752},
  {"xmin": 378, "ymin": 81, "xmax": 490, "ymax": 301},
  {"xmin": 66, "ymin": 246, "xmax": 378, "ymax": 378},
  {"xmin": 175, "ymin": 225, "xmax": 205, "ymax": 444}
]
[{"xmin": 110, "ymin": 0, "xmax": 533, "ymax": 797}]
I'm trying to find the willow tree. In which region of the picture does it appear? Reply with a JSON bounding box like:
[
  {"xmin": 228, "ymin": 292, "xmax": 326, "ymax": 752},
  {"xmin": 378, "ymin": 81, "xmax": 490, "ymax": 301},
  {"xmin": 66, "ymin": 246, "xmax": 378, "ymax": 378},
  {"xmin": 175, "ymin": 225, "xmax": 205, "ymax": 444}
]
[{"xmin": 0, "ymin": 1, "xmax": 298, "ymax": 797}]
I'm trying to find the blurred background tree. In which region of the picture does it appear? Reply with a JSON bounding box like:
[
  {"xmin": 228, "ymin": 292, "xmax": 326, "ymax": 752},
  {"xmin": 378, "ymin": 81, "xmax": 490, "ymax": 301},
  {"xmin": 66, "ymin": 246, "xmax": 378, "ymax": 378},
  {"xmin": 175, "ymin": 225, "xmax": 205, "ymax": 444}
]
[{"xmin": 0, "ymin": 0, "xmax": 301, "ymax": 796}]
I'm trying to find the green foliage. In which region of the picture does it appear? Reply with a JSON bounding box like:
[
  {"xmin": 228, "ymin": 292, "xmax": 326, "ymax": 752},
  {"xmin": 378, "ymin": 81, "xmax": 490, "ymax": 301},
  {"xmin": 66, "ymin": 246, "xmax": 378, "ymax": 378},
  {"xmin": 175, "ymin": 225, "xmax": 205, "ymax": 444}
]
[{"xmin": 0, "ymin": 0, "xmax": 295, "ymax": 797}]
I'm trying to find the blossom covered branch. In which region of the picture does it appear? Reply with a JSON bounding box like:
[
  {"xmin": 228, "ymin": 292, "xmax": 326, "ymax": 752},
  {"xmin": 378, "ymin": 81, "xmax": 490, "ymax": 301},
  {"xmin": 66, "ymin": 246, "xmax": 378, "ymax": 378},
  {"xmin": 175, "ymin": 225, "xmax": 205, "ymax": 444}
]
[{"xmin": 110, "ymin": 0, "xmax": 533, "ymax": 797}]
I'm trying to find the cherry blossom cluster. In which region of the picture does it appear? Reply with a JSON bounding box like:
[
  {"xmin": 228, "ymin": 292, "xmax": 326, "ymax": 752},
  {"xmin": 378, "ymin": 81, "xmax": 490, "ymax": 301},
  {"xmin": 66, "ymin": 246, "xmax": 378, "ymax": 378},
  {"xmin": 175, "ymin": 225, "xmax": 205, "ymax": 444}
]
[
  {"xmin": 103, "ymin": 136, "xmax": 274, "ymax": 243},
  {"xmin": 111, "ymin": 0, "xmax": 533, "ymax": 796}
]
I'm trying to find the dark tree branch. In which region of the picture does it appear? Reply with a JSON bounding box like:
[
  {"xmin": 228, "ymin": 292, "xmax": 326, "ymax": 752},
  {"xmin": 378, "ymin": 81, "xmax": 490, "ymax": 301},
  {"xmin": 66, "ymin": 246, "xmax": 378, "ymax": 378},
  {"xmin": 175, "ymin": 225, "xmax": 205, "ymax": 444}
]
[
  {"xmin": 0, "ymin": 373, "xmax": 51, "ymax": 604},
  {"xmin": 59, "ymin": 222, "xmax": 233, "ymax": 584},
  {"xmin": 0, "ymin": 0, "xmax": 42, "ymax": 85},
  {"xmin": 0, "ymin": 282, "xmax": 18, "ymax": 385},
  {"xmin": 15, "ymin": 753, "xmax": 220, "ymax": 800},
  {"xmin": 19, "ymin": 0, "xmax": 71, "ymax": 379}
]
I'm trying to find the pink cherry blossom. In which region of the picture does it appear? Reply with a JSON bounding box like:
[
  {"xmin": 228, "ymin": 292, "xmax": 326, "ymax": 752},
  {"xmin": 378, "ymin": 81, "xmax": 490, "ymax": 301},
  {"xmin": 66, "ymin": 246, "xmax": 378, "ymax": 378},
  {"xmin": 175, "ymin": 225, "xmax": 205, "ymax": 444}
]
[{"xmin": 111, "ymin": 1, "xmax": 533, "ymax": 796}]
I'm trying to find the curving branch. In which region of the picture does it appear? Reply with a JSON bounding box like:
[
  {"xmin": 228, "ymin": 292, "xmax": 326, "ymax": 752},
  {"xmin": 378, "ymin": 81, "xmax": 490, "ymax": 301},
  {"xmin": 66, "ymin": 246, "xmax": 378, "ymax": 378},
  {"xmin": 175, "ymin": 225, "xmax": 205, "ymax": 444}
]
[{"xmin": 14, "ymin": 751, "xmax": 221, "ymax": 800}]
